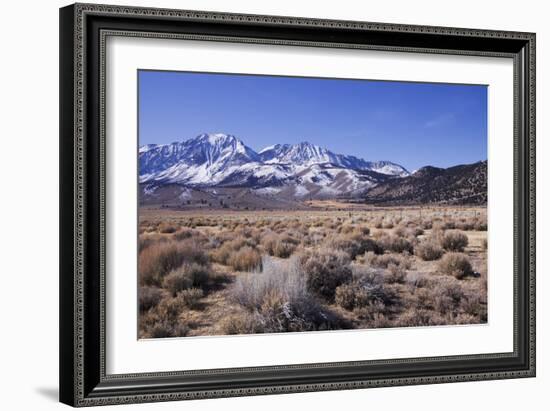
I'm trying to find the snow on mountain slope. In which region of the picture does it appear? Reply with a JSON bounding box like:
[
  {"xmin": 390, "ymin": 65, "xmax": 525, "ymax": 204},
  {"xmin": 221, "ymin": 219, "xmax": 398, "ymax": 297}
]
[
  {"xmin": 139, "ymin": 133, "xmax": 408, "ymax": 198},
  {"xmin": 258, "ymin": 141, "xmax": 409, "ymax": 176}
]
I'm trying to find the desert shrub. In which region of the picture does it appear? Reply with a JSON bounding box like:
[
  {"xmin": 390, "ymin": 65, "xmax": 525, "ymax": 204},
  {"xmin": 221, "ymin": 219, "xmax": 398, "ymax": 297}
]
[
  {"xmin": 421, "ymin": 219, "xmax": 433, "ymax": 230},
  {"xmin": 257, "ymin": 290, "xmax": 331, "ymax": 333},
  {"xmin": 395, "ymin": 309, "xmax": 446, "ymax": 327},
  {"xmin": 139, "ymin": 237, "xmax": 154, "ymax": 252},
  {"xmin": 415, "ymin": 240, "xmax": 444, "ymax": 261},
  {"xmin": 355, "ymin": 307, "xmax": 393, "ymax": 328},
  {"xmin": 176, "ymin": 240, "xmax": 209, "ymax": 266},
  {"xmin": 429, "ymin": 224, "xmax": 446, "ymax": 244},
  {"xmin": 173, "ymin": 228, "xmax": 195, "ymax": 241},
  {"xmin": 209, "ymin": 270, "xmax": 232, "ymax": 287},
  {"xmin": 162, "ymin": 263, "xmax": 211, "ymax": 295},
  {"xmin": 355, "ymin": 267, "xmax": 399, "ymax": 306},
  {"xmin": 335, "ymin": 281, "xmax": 388, "ymax": 311},
  {"xmin": 335, "ymin": 283, "xmax": 371, "ymax": 310},
  {"xmin": 139, "ymin": 303, "xmax": 191, "ymax": 338},
  {"xmin": 456, "ymin": 219, "xmax": 475, "ymax": 231},
  {"xmin": 376, "ymin": 234, "xmax": 413, "ymax": 254},
  {"xmin": 432, "ymin": 279, "xmax": 466, "ymax": 314},
  {"xmin": 339, "ymin": 224, "xmax": 355, "ymax": 234},
  {"xmin": 233, "ymin": 257, "xmax": 304, "ymax": 308},
  {"xmin": 177, "ymin": 288, "xmax": 204, "ymax": 309},
  {"xmin": 438, "ymin": 253, "xmax": 473, "ymax": 279},
  {"xmin": 459, "ymin": 287, "xmax": 487, "ymax": 321},
  {"xmin": 363, "ymin": 252, "xmax": 411, "ymax": 269},
  {"xmin": 148, "ymin": 321, "xmax": 190, "ymax": 338},
  {"xmin": 183, "ymin": 263, "xmax": 210, "ymax": 287},
  {"xmin": 373, "ymin": 218, "xmax": 383, "ymax": 229},
  {"xmin": 162, "ymin": 269, "xmax": 193, "ymax": 295},
  {"xmin": 411, "ymin": 274, "xmax": 431, "ymax": 289},
  {"xmin": 474, "ymin": 218, "xmax": 488, "ymax": 231},
  {"xmin": 158, "ymin": 222, "xmax": 178, "ymax": 234},
  {"xmin": 139, "ymin": 286, "xmax": 163, "ymax": 312},
  {"xmin": 393, "ymin": 225, "xmax": 407, "ymax": 237},
  {"xmin": 354, "ymin": 225, "xmax": 371, "ymax": 236},
  {"xmin": 482, "ymin": 239, "xmax": 488, "ymax": 251},
  {"xmin": 261, "ymin": 233, "xmax": 298, "ymax": 258},
  {"xmin": 414, "ymin": 276, "xmax": 485, "ymax": 322},
  {"xmin": 299, "ymin": 249, "xmax": 352, "ymax": 300},
  {"xmin": 334, "ymin": 283, "xmax": 360, "ymax": 310},
  {"xmin": 331, "ymin": 233, "xmax": 379, "ymax": 259},
  {"xmin": 210, "ymin": 236, "xmax": 252, "ymax": 265},
  {"xmin": 440, "ymin": 230, "xmax": 469, "ymax": 252},
  {"xmin": 234, "ymin": 227, "xmax": 263, "ymax": 246},
  {"xmin": 139, "ymin": 240, "xmax": 207, "ymax": 286},
  {"xmin": 233, "ymin": 257, "xmax": 345, "ymax": 332},
  {"xmin": 138, "ymin": 233, "xmax": 168, "ymax": 251},
  {"xmin": 155, "ymin": 297, "xmax": 185, "ymax": 323},
  {"xmin": 443, "ymin": 220, "xmax": 456, "ymax": 230},
  {"xmin": 219, "ymin": 311, "xmax": 266, "ymax": 335},
  {"xmin": 408, "ymin": 227, "xmax": 424, "ymax": 237},
  {"xmin": 382, "ymin": 220, "xmax": 395, "ymax": 229},
  {"xmin": 336, "ymin": 267, "xmax": 398, "ymax": 310},
  {"xmin": 323, "ymin": 220, "xmax": 337, "ymax": 230},
  {"xmin": 209, "ymin": 240, "xmax": 236, "ymax": 265},
  {"xmin": 227, "ymin": 246, "xmax": 263, "ymax": 271},
  {"xmin": 272, "ymin": 240, "xmax": 297, "ymax": 258},
  {"xmin": 385, "ymin": 263, "xmax": 407, "ymax": 284}
]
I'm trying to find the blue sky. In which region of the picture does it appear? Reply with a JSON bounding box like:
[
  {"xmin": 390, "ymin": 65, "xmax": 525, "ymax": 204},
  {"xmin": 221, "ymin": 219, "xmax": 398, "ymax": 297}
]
[{"xmin": 138, "ymin": 70, "xmax": 487, "ymax": 171}]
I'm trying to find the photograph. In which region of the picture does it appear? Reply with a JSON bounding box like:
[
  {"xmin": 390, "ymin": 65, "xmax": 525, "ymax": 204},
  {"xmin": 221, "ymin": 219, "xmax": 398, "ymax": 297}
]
[{"xmin": 137, "ymin": 70, "xmax": 489, "ymax": 339}]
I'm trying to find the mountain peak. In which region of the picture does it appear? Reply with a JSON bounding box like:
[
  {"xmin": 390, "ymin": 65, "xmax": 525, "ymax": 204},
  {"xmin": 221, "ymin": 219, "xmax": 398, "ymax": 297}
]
[
  {"xmin": 297, "ymin": 141, "xmax": 317, "ymax": 147},
  {"xmin": 195, "ymin": 133, "xmax": 238, "ymax": 145},
  {"xmin": 259, "ymin": 143, "xmax": 289, "ymax": 154},
  {"xmin": 412, "ymin": 165, "xmax": 443, "ymax": 178},
  {"xmin": 258, "ymin": 141, "xmax": 331, "ymax": 166}
]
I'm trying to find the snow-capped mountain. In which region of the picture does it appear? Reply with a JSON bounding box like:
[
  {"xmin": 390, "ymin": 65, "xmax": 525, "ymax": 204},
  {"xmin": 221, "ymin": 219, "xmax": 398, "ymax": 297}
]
[
  {"xmin": 139, "ymin": 133, "xmax": 409, "ymax": 199},
  {"xmin": 258, "ymin": 142, "xmax": 409, "ymax": 177},
  {"xmin": 140, "ymin": 133, "xmax": 260, "ymax": 181}
]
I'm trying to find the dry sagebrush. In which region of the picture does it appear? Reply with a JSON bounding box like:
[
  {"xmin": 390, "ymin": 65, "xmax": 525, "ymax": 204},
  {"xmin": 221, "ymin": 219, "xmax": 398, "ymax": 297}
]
[
  {"xmin": 231, "ymin": 257, "xmax": 346, "ymax": 332},
  {"xmin": 139, "ymin": 240, "xmax": 207, "ymax": 286}
]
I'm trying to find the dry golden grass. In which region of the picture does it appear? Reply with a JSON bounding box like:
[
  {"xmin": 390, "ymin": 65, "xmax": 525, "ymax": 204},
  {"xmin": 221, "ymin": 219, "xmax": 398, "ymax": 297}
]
[
  {"xmin": 261, "ymin": 232, "xmax": 299, "ymax": 258},
  {"xmin": 227, "ymin": 246, "xmax": 262, "ymax": 271},
  {"xmin": 138, "ymin": 204, "xmax": 487, "ymax": 337}
]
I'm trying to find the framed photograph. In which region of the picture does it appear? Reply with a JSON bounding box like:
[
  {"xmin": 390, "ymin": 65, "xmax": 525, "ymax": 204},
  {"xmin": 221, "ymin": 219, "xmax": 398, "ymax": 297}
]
[{"xmin": 59, "ymin": 3, "xmax": 536, "ymax": 407}]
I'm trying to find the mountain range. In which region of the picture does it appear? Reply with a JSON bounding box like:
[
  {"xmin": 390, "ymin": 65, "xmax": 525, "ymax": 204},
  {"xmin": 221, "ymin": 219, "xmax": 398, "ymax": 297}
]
[
  {"xmin": 364, "ymin": 161, "xmax": 487, "ymax": 205},
  {"xmin": 140, "ymin": 133, "xmax": 408, "ymax": 196},
  {"xmin": 139, "ymin": 133, "xmax": 486, "ymax": 207}
]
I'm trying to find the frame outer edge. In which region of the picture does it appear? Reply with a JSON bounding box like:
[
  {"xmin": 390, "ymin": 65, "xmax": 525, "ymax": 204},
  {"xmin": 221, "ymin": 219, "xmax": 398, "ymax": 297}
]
[
  {"xmin": 528, "ymin": 33, "xmax": 536, "ymax": 376},
  {"xmin": 74, "ymin": 2, "xmax": 534, "ymax": 39},
  {"xmin": 59, "ymin": 3, "xmax": 77, "ymax": 407},
  {"xmin": 64, "ymin": 2, "xmax": 537, "ymax": 406}
]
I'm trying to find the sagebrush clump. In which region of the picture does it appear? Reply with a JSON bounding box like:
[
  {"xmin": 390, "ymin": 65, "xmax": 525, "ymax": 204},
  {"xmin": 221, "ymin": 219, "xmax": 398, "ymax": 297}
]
[
  {"xmin": 440, "ymin": 231, "xmax": 469, "ymax": 252},
  {"xmin": 139, "ymin": 240, "xmax": 207, "ymax": 286},
  {"xmin": 299, "ymin": 249, "xmax": 353, "ymax": 300},
  {"xmin": 227, "ymin": 246, "xmax": 263, "ymax": 271},
  {"xmin": 438, "ymin": 252, "xmax": 473, "ymax": 279},
  {"xmin": 231, "ymin": 257, "xmax": 346, "ymax": 332},
  {"xmin": 139, "ymin": 286, "xmax": 163, "ymax": 312},
  {"xmin": 162, "ymin": 263, "xmax": 211, "ymax": 296},
  {"xmin": 415, "ymin": 240, "xmax": 444, "ymax": 261}
]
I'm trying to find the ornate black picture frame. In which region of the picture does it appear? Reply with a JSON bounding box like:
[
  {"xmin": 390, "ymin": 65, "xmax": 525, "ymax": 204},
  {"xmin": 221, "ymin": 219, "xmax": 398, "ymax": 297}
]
[{"xmin": 59, "ymin": 3, "xmax": 535, "ymax": 407}]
